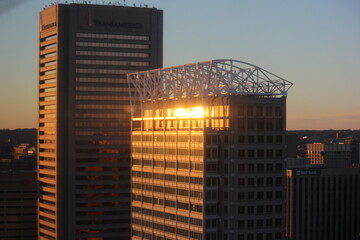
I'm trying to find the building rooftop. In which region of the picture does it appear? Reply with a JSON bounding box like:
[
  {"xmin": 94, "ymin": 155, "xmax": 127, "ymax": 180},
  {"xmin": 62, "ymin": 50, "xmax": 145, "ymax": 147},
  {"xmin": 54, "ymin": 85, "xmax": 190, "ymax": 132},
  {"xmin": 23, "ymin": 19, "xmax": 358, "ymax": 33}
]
[{"xmin": 128, "ymin": 59, "xmax": 293, "ymax": 103}]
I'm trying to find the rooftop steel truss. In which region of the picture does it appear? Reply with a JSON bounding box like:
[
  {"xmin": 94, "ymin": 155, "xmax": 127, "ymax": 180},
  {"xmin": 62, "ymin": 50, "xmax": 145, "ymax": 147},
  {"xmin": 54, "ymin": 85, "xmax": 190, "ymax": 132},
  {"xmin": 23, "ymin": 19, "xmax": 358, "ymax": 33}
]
[{"xmin": 127, "ymin": 59, "xmax": 293, "ymax": 104}]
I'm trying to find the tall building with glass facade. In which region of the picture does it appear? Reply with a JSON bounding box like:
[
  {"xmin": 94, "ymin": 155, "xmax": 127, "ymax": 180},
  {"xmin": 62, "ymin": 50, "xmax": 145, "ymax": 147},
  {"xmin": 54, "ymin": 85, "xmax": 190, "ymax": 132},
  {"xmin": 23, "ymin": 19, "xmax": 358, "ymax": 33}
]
[
  {"xmin": 38, "ymin": 4, "xmax": 162, "ymax": 239},
  {"xmin": 128, "ymin": 60, "xmax": 293, "ymax": 240}
]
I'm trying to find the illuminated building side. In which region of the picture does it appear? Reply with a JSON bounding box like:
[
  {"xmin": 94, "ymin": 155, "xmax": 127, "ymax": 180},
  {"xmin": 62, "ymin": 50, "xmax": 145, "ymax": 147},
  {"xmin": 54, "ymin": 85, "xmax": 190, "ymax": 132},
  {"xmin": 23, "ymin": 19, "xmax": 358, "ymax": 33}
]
[
  {"xmin": 38, "ymin": 4, "xmax": 162, "ymax": 239},
  {"xmin": 307, "ymin": 143, "xmax": 325, "ymax": 164},
  {"xmin": 128, "ymin": 60, "xmax": 292, "ymax": 240}
]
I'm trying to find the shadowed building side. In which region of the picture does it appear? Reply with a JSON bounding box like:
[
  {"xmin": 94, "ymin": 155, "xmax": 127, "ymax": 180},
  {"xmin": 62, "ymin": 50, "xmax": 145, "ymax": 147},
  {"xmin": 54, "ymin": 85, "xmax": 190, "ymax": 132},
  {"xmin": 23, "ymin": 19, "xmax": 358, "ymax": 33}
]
[{"xmin": 38, "ymin": 3, "xmax": 162, "ymax": 239}]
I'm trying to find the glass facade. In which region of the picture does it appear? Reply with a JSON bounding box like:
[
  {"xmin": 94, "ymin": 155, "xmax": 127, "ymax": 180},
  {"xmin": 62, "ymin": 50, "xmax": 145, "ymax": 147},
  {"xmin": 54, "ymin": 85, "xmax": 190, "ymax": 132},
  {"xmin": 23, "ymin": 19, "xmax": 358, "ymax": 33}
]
[{"xmin": 131, "ymin": 96, "xmax": 286, "ymax": 240}]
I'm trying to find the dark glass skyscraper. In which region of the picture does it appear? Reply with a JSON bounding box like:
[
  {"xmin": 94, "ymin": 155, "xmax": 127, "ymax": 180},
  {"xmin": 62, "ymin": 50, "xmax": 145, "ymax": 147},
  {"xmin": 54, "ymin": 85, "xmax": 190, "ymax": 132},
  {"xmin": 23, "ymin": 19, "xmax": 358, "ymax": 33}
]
[{"xmin": 38, "ymin": 4, "xmax": 162, "ymax": 239}]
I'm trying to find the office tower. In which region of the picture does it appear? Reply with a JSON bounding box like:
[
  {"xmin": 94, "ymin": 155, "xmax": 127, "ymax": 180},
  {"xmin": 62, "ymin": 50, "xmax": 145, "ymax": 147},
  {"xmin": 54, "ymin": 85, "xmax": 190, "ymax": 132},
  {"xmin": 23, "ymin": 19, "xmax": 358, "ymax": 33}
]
[
  {"xmin": 0, "ymin": 158, "xmax": 37, "ymax": 239},
  {"xmin": 128, "ymin": 60, "xmax": 293, "ymax": 240},
  {"xmin": 38, "ymin": 4, "xmax": 162, "ymax": 239},
  {"xmin": 286, "ymin": 167, "xmax": 360, "ymax": 240}
]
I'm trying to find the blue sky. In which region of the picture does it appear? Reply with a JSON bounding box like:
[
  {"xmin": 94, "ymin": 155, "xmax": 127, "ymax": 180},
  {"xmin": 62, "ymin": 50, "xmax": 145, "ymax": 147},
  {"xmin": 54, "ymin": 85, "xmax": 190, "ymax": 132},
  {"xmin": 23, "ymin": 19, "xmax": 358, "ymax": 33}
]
[{"xmin": 0, "ymin": 0, "xmax": 359, "ymax": 129}]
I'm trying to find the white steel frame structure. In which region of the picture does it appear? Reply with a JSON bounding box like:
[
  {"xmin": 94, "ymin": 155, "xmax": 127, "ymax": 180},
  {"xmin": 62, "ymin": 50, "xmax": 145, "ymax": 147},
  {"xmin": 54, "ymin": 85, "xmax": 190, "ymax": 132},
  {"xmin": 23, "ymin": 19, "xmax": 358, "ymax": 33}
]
[{"xmin": 127, "ymin": 59, "xmax": 293, "ymax": 107}]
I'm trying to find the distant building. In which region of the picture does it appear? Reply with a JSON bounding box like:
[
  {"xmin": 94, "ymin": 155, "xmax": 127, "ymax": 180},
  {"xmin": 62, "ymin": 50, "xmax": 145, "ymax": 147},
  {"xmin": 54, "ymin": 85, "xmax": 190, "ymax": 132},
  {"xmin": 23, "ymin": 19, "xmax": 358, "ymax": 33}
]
[
  {"xmin": 14, "ymin": 143, "xmax": 35, "ymax": 160},
  {"xmin": 128, "ymin": 60, "xmax": 293, "ymax": 240},
  {"xmin": 38, "ymin": 3, "xmax": 162, "ymax": 239},
  {"xmin": 307, "ymin": 143, "xmax": 324, "ymax": 164},
  {"xmin": 286, "ymin": 167, "xmax": 360, "ymax": 240},
  {"xmin": 307, "ymin": 141, "xmax": 360, "ymax": 167},
  {"xmin": 0, "ymin": 158, "xmax": 37, "ymax": 240}
]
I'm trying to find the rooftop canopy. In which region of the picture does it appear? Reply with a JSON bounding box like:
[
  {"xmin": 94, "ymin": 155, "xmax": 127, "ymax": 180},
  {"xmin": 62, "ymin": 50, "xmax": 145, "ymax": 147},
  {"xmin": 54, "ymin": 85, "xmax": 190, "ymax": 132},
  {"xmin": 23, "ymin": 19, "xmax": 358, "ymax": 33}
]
[{"xmin": 127, "ymin": 59, "xmax": 293, "ymax": 102}]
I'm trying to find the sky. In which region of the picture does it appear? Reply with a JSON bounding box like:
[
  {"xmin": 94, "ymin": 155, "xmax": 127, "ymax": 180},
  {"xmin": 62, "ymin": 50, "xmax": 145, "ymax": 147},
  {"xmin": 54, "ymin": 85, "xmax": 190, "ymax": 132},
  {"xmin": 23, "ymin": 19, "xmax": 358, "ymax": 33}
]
[{"xmin": 0, "ymin": 0, "xmax": 359, "ymax": 130}]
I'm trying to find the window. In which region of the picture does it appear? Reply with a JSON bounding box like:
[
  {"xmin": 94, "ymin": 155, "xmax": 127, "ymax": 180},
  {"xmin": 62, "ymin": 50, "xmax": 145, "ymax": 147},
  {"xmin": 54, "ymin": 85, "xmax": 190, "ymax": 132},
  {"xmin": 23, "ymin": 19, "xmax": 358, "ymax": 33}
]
[
  {"xmin": 238, "ymin": 105, "xmax": 245, "ymax": 116},
  {"xmin": 275, "ymin": 218, "xmax": 282, "ymax": 227},
  {"xmin": 267, "ymin": 150, "xmax": 273, "ymax": 158},
  {"xmin": 266, "ymin": 119, "xmax": 273, "ymax": 129},
  {"xmin": 248, "ymin": 118, "xmax": 255, "ymax": 129},
  {"xmin": 257, "ymin": 149, "xmax": 264, "ymax": 158},
  {"xmin": 266, "ymin": 233, "xmax": 272, "ymax": 240},
  {"xmin": 256, "ymin": 106, "xmax": 263, "ymax": 116},
  {"xmin": 238, "ymin": 164, "xmax": 245, "ymax": 172},
  {"xmin": 248, "ymin": 178, "xmax": 255, "ymax": 186},
  {"xmin": 247, "ymin": 220, "xmax": 254, "ymax": 228},
  {"xmin": 76, "ymin": 32, "xmax": 149, "ymax": 40},
  {"xmin": 257, "ymin": 205, "xmax": 264, "ymax": 214},
  {"xmin": 224, "ymin": 149, "xmax": 229, "ymax": 159},
  {"xmin": 238, "ymin": 150, "xmax": 245, "ymax": 158},
  {"xmin": 248, "ymin": 136, "xmax": 255, "ymax": 144},
  {"xmin": 276, "ymin": 135, "xmax": 283, "ymax": 144},
  {"xmin": 275, "ymin": 163, "xmax": 282, "ymax": 172},
  {"xmin": 258, "ymin": 135, "xmax": 264, "ymax": 144},
  {"xmin": 247, "ymin": 206, "xmax": 254, "ymax": 214},
  {"xmin": 76, "ymin": 41, "xmax": 149, "ymax": 49},
  {"xmin": 238, "ymin": 206, "xmax": 245, "ymax": 215},
  {"xmin": 266, "ymin": 205, "xmax": 273, "ymax": 213},
  {"xmin": 257, "ymin": 118, "xmax": 264, "ymax": 129},
  {"xmin": 238, "ymin": 192, "xmax": 245, "ymax": 200},
  {"xmin": 266, "ymin": 164, "xmax": 273, "ymax": 172},
  {"xmin": 238, "ymin": 178, "xmax": 245, "ymax": 186},
  {"xmin": 257, "ymin": 178, "xmax": 264, "ymax": 186},
  {"xmin": 275, "ymin": 191, "xmax": 282, "ymax": 199},
  {"xmin": 267, "ymin": 136, "xmax": 273, "ymax": 144},
  {"xmin": 275, "ymin": 106, "xmax": 282, "ymax": 116},
  {"xmin": 266, "ymin": 178, "xmax": 273, "ymax": 186},
  {"xmin": 247, "ymin": 106, "xmax": 253, "ymax": 116},
  {"xmin": 265, "ymin": 106, "xmax": 272, "ymax": 116},
  {"xmin": 76, "ymin": 50, "xmax": 149, "ymax": 58},
  {"xmin": 257, "ymin": 164, "xmax": 264, "ymax": 172},
  {"xmin": 248, "ymin": 164, "xmax": 255, "ymax": 172},
  {"xmin": 275, "ymin": 205, "xmax": 282, "ymax": 213},
  {"xmin": 238, "ymin": 119, "xmax": 245, "ymax": 129},
  {"xmin": 238, "ymin": 220, "xmax": 245, "ymax": 229},
  {"xmin": 248, "ymin": 150, "xmax": 255, "ymax": 158},
  {"xmin": 238, "ymin": 135, "xmax": 245, "ymax": 144},
  {"xmin": 248, "ymin": 192, "xmax": 254, "ymax": 200}
]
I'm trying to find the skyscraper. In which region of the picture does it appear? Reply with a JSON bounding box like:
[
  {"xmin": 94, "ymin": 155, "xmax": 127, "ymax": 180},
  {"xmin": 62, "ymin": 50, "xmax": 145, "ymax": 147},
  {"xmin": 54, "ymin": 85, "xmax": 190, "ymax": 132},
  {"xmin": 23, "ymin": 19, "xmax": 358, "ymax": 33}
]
[
  {"xmin": 128, "ymin": 60, "xmax": 293, "ymax": 240},
  {"xmin": 38, "ymin": 4, "xmax": 162, "ymax": 239},
  {"xmin": 286, "ymin": 167, "xmax": 360, "ymax": 240}
]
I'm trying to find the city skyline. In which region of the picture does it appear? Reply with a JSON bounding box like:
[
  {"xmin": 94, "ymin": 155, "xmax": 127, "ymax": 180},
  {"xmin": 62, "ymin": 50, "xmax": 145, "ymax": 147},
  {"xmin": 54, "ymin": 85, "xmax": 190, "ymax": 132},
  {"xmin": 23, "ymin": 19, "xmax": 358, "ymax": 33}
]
[{"xmin": 0, "ymin": 0, "xmax": 360, "ymax": 130}]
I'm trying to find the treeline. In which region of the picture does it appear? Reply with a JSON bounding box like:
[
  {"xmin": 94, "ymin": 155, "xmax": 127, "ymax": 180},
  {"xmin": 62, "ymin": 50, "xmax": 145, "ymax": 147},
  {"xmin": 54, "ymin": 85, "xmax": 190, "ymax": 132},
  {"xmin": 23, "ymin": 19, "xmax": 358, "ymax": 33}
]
[{"xmin": 0, "ymin": 128, "xmax": 37, "ymax": 146}]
